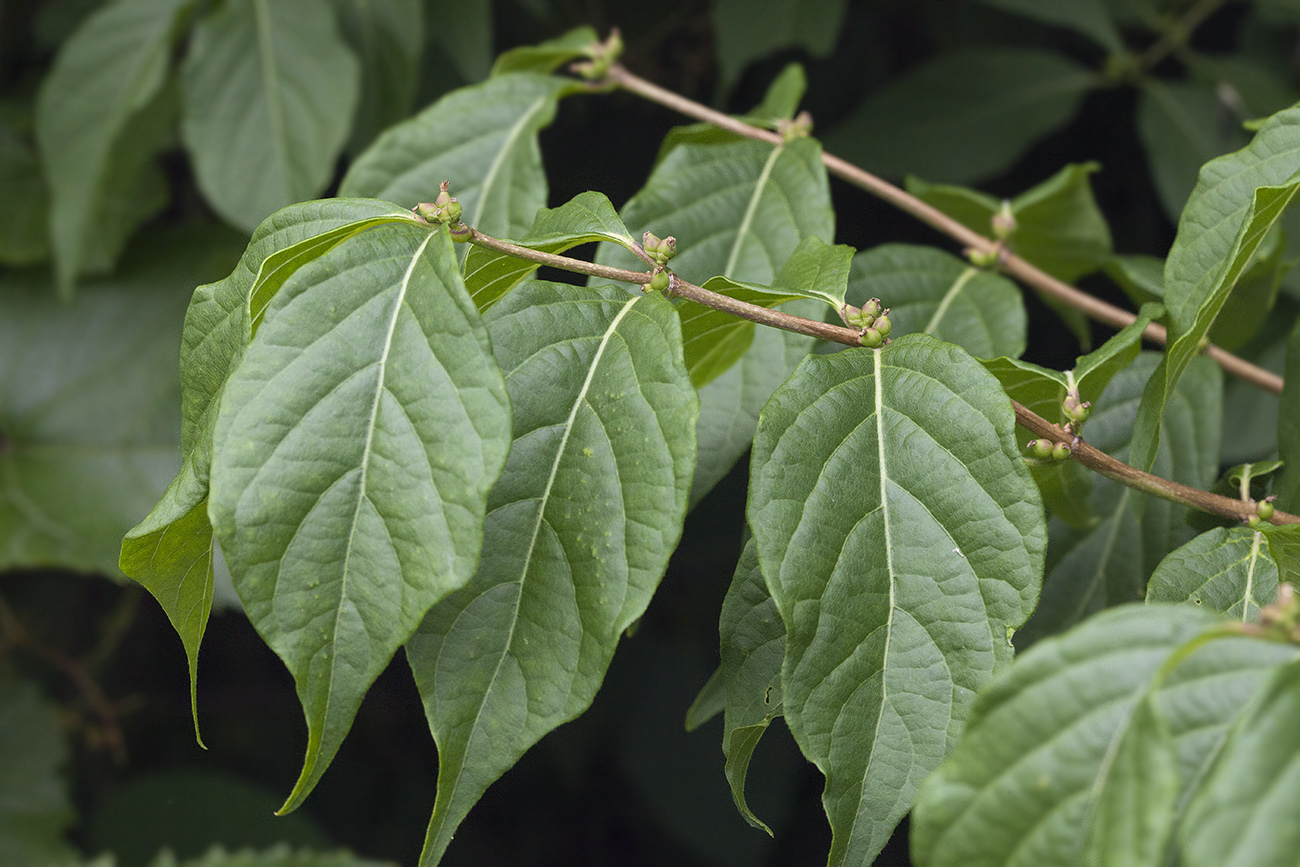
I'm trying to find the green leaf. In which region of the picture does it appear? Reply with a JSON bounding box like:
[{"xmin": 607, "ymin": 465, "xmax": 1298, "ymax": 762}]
[
  {"xmin": 0, "ymin": 117, "xmax": 49, "ymax": 266},
  {"xmin": 1147, "ymin": 527, "xmax": 1278, "ymax": 620},
  {"xmin": 1, "ymin": 236, "xmax": 233, "ymax": 577},
  {"xmin": 1131, "ymin": 103, "xmax": 1300, "ymax": 472},
  {"xmin": 209, "ymin": 223, "xmax": 511, "ymax": 813},
  {"xmin": 824, "ymin": 49, "xmax": 1097, "ymax": 184},
  {"xmin": 180, "ymin": 0, "xmax": 361, "ymax": 232},
  {"xmin": 909, "ymin": 162, "xmax": 1114, "ymax": 283},
  {"xmin": 1277, "ymin": 316, "xmax": 1300, "ymax": 510},
  {"xmin": 748, "ymin": 333, "xmax": 1046, "ymax": 866},
  {"xmin": 679, "ymin": 236, "xmax": 852, "ymax": 387},
  {"xmin": 0, "ymin": 680, "xmax": 76, "ymax": 866},
  {"xmin": 341, "ymin": 74, "xmax": 578, "ymax": 243},
  {"xmin": 34, "ymin": 0, "xmax": 191, "ymax": 292},
  {"xmin": 489, "ymin": 26, "xmax": 599, "ymax": 77},
  {"xmin": 426, "ymin": 0, "xmax": 491, "ymax": 82},
  {"xmin": 404, "ymin": 281, "xmax": 697, "ymax": 865},
  {"xmin": 846, "ymin": 244, "xmax": 1027, "ymax": 359},
  {"xmin": 741, "ymin": 63, "xmax": 807, "ymax": 127},
  {"xmin": 972, "ymin": 0, "xmax": 1122, "ymax": 50},
  {"xmin": 717, "ymin": 538, "xmax": 786, "ymax": 835},
  {"xmin": 461, "ymin": 190, "xmax": 640, "ymax": 310},
  {"xmin": 1138, "ymin": 79, "xmax": 1249, "ymax": 222},
  {"xmin": 713, "ymin": 0, "xmax": 847, "ymax": 88},
  {"xmin": 911, "ymin": 605, "xmax": 1297, "ymax": 867},
  {"xmin": 1017, "ymin": 353, "xmax": 1222, "ymax": 643},
  {"xmin": 330, "ymin": 0, "xmax": 422, "ymax": 154},
  {"xmin": 597, "ymin": 134, "xmax": 833, "ymax": 502},
  {"xmin": 1179, "ymin": 658, "xmax": 1300, "ymax": 866}
]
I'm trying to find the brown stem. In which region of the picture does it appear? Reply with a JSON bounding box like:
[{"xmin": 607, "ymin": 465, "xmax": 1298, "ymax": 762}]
[{"xmin": 602, "ymin": 63, "xmax": 1285, "ymax": 396}]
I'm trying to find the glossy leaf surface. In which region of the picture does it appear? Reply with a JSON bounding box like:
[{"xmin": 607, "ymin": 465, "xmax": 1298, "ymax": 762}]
[
  {"xmin": 749, "ymin": 333, "xmax": 1046, "ymax": 866},
  {"xmin": 209, "ymin": 223, "xmax": 511, "ymax": 812},
  {"xmin": 181, "ymin": 0, "xmax": 361, "ymax": 232},
  {"xmin": 405, "ymin": 281, "xmax": 697, "ymax": 865}
]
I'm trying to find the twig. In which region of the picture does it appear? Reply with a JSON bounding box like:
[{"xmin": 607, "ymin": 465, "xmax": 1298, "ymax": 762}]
[
  {"xmin": 464, "ymin": 224, "xmax": 1296, "ymax": 526},
  {"xmin": 601, "ymin": 63, "xmax": 1285, "ymax": 396}
]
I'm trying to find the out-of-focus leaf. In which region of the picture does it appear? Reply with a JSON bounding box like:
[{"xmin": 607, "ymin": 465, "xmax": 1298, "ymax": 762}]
[
  {"xmin": 1147, "ymin": 527, "xmax": 1278, "ymax": 621},
  {"xmin": 427, "ymin": 0, "xmax": 491, "ymax": 82},
  {"xmin": 0, "ymin": 118, "xmax": 49, "ymax": 266},
  {"xmin": 845, "ymin": 244, "xmax": 1026, "ymax": 359},
  {"xmin": 713, "ymin": 0, "xmax": 848, "ymax": 88},
  {"xmin": 1274, "ymin": 317, "xmax": 1300, "ymax": 511},
  {"xmin": 973, "ymin": 0, "xmax": 1122, "ymax": 50},
  {"xmin": 35, "ymin": 0, "xmax": 190, "ymax": 292},
  {"xmin": 331, "ymin": 0, "xmax": 422, "ymax": 154},
  {"xmin": 749, "ymin": 333, "xmax": 1046, "ymax": 866},
  {"xmin": 209, "ymin": 223, "xmax": 511, "ymax": 814},
  {"xmin": 405, "ymin": 282, "xmax": 696, "ymax": 865},
  {"xmin": 148, "ymin": 843, "xmax": 397, "ymax": 867},
  {"xmin": 0, "ymin": 681, "xmax": 75, "ymax": 866},
  {"xmin": 489, "ymin": 26, "xmax": 599, "ymax": 77},
  {"xmin": 825, "ymin": 49, "xmax": 1097, "ymax": 184},
  {"xmin": 181, "ymin": 0, "xmax": 361, "ymax": 232}
]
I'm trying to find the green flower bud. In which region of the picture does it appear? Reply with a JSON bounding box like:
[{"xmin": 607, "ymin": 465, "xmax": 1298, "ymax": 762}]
[
  {"xmin": 1051, "ymin": 441, "xmax": 1072, "ymax": 461},
  {"xmin": 1027, "ymin": 439, "xmax": 1054, "ymax": 459},
  {"xmin": 862, "ymin": 298, "xmax": 882, "ymax": 319},
  {"xmin": 648, "ymin": 269, "xmax": 672, "ymax": 294},
  {"xmin": 1063, "ymin": 393, "xmax": 1092, "ymax": 424},
  {"xmin": 414, "ymin": 202, "xmax": 441, "ymax": 223},
  {"xmin": 448, "ymin": 221, "xmax": 472, "ymax": 242},
  {"xmin": 991, "ymin": 200, "xmax": 1016, "ymax": 241},
  {"xmin": 860, "ymin": 327, "xmax": 883, "ymax": 348},
  {"xmin": 874, "ymin": 314, "xmax": 892, "ymax": 338},
  {"xmin": 840, "ymin": 304, "xmax": 874, "ymax": 329},
  {"xmin": 1257, "ymin": 498, "xmax": 1276, "ymax": 521},
  {"xmin": 966, "ymin": 247, "xmax": 1000, "ymax": 269},
  {"xmin": 1248, "ymin": 513, "xmax": 1263, "ymax": 529}
]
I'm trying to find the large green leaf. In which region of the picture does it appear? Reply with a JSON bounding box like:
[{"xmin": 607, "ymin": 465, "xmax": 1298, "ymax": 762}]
[
  {"xmin": 748, "ymin": 333, "xmax": 1046, "ymax": 866},
  {"xmin": 1017, "ymin": 353, "xmax": 1222, "ymax": 644},
  {"xmin": 1147, "ymin": 527, "xmax": 1278, "ymax": 621},
  {"xmin": 1180, "ymin": 657, "xmax": 1300, "ymax": 866},
  {"xmin": 180, "ymin": 0, "xmax": 361, "ymax": 232},
  {"xmin": 427, "ymin": 0, "xmax": 492, "ymax": 82},
  {"xmin": 1130, "ymin": 103, "xmax": 1300, "ymax": 472},
  {"xmin": 34, "ymin": 0, "xmax": 191, "ymax": 291},
  {"xmin": 845, "ymin": 244, "xmax": 1027, "ymax": 359},
  {"xmin": 208, "ymin": 223, "xmax": 511, "ymax": 813},
  {"xmin": 973, "ymin": 0, "xmax": 1122, "ymax": 50},
  {"xmin": 0, "ymin": 680, "xmax": 76, "ymax": 866},
  {"xmin": 911, "ymin": 605, "xmax": 1298, "ymax": 867},
  {"xmin": 824, "ymin": 49, "xmax": 1097, "ymax": 184},
  {"xmin": 330, "ymin": 0, "xmax": 422, "ymax": 154},
  {"xmin": 340, "ymin": 74, "xmax": 578, "ymax": 242},
  {"xmin": 713, "ymin": 0, "xmax": 848, "ymax": 88},
  {"xmin": 598, "ymin": 134, "xmax": 833, "ymax": 501},
  {"xmin": 404, "ymin": 281, "xmax": 697, "ymax": 865},
  {"xmin": 461, "ymin": 191, "xmax": 640, "ymax": 310}
]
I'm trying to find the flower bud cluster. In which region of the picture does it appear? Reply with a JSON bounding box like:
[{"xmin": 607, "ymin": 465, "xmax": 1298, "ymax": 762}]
[
  {"xmin": 642, "ymin": 232, "xmax": 677, "ymax": 266},
  {"xmin": 1248, "ymin": 495, "xmax": 1277, "ymax": 528},
  {"xmin": 415, "ymin": 181, "xmax": 471, "ymax": 240},
  {"xmin": 840, "ymin": 298, "xmax": 892, "ymax": 348}
]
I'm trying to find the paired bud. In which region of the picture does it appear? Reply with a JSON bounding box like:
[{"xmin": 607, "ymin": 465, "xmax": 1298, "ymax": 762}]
[
  {"xmin": 860, "ymin": 327, "xmax": 884, "ymax": 348},
  {"xmin": 1249, "ymin": 496, "xmax": 1277, "ymax": 527},
  {"xmin": 1025, "ymin": 439, "xmax": 1072, "ymax": 462},
  {"xmin": 647, "ymin": 268, "xmax": 672, "ymax": 294},
  {"xmin": 642, "ymin": 232, "xmax": 677, "ymax": 266},
  {"xmin": 1063, "ymin": 393, "xmax": 1091, "ymax": 425}
]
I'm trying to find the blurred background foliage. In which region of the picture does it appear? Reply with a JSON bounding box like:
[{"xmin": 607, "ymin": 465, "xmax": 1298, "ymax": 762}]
[{"xmin": 3, "ymin": 0, "xmax": 1300, "ymax": 864}]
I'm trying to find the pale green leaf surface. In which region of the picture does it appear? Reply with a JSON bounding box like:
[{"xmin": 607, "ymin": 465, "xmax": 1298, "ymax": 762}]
[
  {"xmin": 912, "ymin": 605, "xmax": 1297, "ymax": 867},
  {"xmin": 825, "ymin": 50, "xmax": 1096, "ymax": 184},
  {"xmin": 715, "ymin": 537, "xmax": 786, "ymax": 834},
  {"xmin": 1132, "ymin": 104, "xmax": 1300, "ymax": 472},
  {"xmin": 34, "ymin": 0, "xmax": 191, "ymax": 290},
  {"xmin": 331, "ymin": 0, "xmax": 422, "ymax": 154},
  {"xmin": 341, "ymin": 74, "xmax": 578, "ymax": 243},
  {"xmin": 749, "ymin": 333, "xmax": 1046, "ymax": 866},
  {"xmin": 405, "ymin": 281, "xmax": 697, "ymax": 865},
  {"xmin": 181, "ymin": 0, "xmax": 361, "ymax": 232},
  {"xmin": 973, "ymin": 0, "xmax": 1122, "ymax": 50},
  {"xmin": 1180, "ymin": 658, "xmax": 1300, "ymax": 867},
  {"xmin": 0, "ymin": 681, "xmax": 76, "ymax": 866},
  {"xmin": 1147, "ymin": 527, "xmax": 1277, "ymax": 621},
  {"xmin": 209, "ymin": 224, "xmax": 511, "ymax": 813},
  {"xmin": 597, "ymin": 135, "xmax": 832, "ymax": 503},
  {"xmin": 461, "ymin": 191, "xmax": 639, "ymax": 310},
  {"xmin": 846, "ymin": 244, "xmax": 1027, "ymax": 359},
  {"xmin": 713, "ymin": 0, "xmax": 847, "ymax": 88}
]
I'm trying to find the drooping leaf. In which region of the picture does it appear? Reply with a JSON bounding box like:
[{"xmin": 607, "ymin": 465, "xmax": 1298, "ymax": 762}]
[
  {"xmin": 34, "ymin": 0, "xmax": 191, "ymax": 292},
  {"xmin": 1131, "ymin": 103, "xmax": 1300, "ymax": 473},
  {"xmin": 845, "ymin": 244, "xmax": 1027, "ymax": 359},
  {"xmin": 489, "ymin": 26, "xmax": 599, "ymax": 77},
  {"xmin": 911, "ymin": 605, "xmax": 1297, "ymax": 867},
  {"xmin": 712, "ymin": 0, "xmax": 848, "ymax": 88},
  {"xmin": 208, "ymin": 223, "xmax": 511, "ymax": 813},
  {"xmin": 341, "ymin": 74, "xmax": 580, "ymax": 243},
  {"xmin": 824, "ymin": 49, "xmax": 1097, "ymax": 184},
  {"xmin": 0, "ymin": 680, "xmax": 76, "ymax": 866},
  {"xmin": 1017, "ymin": 353, "xmax": 1222, "ymax": 644},
  {"xmin": 330, "ymin": 0, "xmax": 422, "ymax": 154},
  {"xmin": 1147, "ymin": 527, "xmax": 1278, "ymax": 621},
  {"xmin": 1179, "ymin": 658, "xmax": 1300, "ymax": 867},
  {"xmin": 597, "ymin": 134, "xmax": 833, "ymax": 502},
  {"xmin": 972, "ymin": 0, "xmax": 1122, "ymax": 50},
  {"xmin": 404, "ymin": 281, "xmax": 697, "ymax": 866},
  {"xmin": 461, "ymin": 191, "xmax": 639, "ymax": 309},
  {"xmin": 679, "ymin": 236, "xmax": 853, "ymax": 387},
  {"xmin": 180, "ymin": 0, "xmax": 361, "ymax": 232},
  {"xmin": 748, "ymin": 333, "xmax": 1047, "ymax": 866}
]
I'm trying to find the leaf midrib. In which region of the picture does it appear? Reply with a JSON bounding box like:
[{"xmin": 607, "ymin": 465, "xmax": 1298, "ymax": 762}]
[
  {"xmin": 471, "ymin": 92, "xmax": 555, "ymax": 230},
  {"xmin": 724, "ymin": 144, "xmax": 784, "ymax": 278}
]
